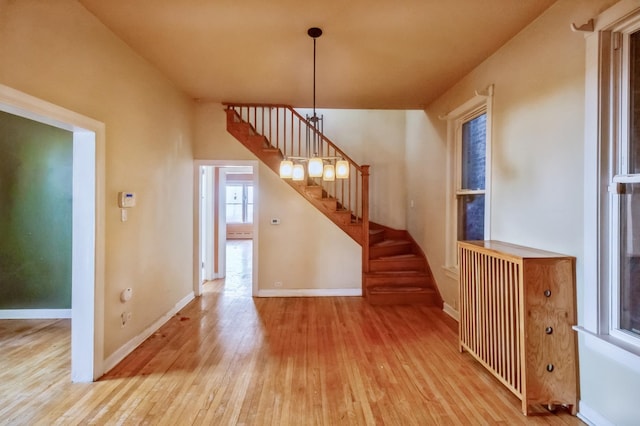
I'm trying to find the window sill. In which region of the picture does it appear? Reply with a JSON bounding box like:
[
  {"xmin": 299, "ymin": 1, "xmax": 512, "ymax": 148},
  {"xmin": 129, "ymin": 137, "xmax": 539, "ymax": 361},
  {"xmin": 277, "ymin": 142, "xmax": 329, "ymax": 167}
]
[{"xmin": 574, "ymin": 326, "xmax": 640, "ymax": 374}]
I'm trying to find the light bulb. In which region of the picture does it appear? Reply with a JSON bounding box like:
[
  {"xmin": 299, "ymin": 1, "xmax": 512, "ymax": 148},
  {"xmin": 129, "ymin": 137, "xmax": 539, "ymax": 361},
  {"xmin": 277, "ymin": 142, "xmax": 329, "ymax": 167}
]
[
  {"xmin": 336, "ymin": 160, "xmax": 350, "ymax": 179},
  {"xmin": 308, "ymin": 157, "xmax": 324, "ymax": 177},
  {"xmin": 292, "ymin": 164, "xmax": 305, "ymax": 181},
  {"xmin": 279, "ymin": 160, "xmax": 293, "ymax": 178},
  {"xmin": 323, "ymin": 164, "xmax": 335, "ymax": 181}
]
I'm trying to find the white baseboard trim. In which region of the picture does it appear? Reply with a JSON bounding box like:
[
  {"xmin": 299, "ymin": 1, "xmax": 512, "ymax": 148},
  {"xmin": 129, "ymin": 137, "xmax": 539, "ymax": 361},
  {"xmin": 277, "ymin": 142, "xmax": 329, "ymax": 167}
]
[
  {"xmin": 577, "ymin": 400, "xmax": 614, "ymax": 426},
  {"xmin": 257, "ymin": 288, "xmax": 362, "ymax": 297},
  {"xmin": 102, "ymin": 291, "xmax": 195, "ymax": 374},
  {"xmin": 443, "ymin": 303, "xmax": 459, "ymax": 322},
  {"xmin": 0, "ymin": 309, "xmax": 72, "ymax": 319}
]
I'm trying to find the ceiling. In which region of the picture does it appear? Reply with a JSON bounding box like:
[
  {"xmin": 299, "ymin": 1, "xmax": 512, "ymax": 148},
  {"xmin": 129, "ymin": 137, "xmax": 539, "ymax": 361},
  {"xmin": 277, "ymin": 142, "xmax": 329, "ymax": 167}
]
[{"xmin": 79, "ymin": 0, "xmax": 556, "ymax": 109}]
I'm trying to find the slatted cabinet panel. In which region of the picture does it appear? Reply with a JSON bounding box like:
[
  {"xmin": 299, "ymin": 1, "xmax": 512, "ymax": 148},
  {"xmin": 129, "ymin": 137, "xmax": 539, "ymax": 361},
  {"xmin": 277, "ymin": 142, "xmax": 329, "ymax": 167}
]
[{"xmin": 458, "ymin": 240, "xmax": 578, "ymax": 416}]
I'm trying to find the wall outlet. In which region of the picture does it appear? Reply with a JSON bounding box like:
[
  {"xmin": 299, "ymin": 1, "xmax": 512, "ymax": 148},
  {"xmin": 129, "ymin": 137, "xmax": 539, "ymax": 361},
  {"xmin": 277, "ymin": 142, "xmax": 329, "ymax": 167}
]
[
  {"xmin": 274, "ymin": 281, "xmax": 283, "ymax": 287},
  {"xmin": 121, "ymin": 311, "xmax": 132, "ymax": 327}
]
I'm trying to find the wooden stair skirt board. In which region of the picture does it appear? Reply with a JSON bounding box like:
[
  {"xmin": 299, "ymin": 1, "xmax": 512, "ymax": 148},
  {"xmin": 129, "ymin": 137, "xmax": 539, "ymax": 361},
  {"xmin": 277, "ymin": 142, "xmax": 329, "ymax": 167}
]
[{"xmin": 224, "ymin": 105, "xmax": 442, "ymax": 306}]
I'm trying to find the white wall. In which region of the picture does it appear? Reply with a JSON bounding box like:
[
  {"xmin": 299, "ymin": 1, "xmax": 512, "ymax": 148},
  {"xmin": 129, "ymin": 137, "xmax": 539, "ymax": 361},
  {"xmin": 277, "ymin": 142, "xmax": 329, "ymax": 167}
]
[
  {"xmin": 0, "ymin": 0, "xmax": 195, "ymax": 361},
  {"xmin": 406, "ymin": 0, "xmax": 640, "ymax": 424}
]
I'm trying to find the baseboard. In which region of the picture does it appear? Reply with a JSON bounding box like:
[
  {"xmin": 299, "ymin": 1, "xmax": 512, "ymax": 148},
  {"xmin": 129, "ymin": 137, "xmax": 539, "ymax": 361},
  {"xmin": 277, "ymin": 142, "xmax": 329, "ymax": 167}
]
[
  {"xmin": 0, "ymin": 309, "xmax": 72, "ymax": 319},
  {"xmin": 576, "ymin": 400, "xmax": 614, "ymax": 426},
  {"xmin": 257, "ymin": 288, "xmax": 362, "ymax": 297},
  {"xmin": 443, "ymin": 303, "xmax": 459, "ymax": 321},
  {"xmin": 102, "ymin": 291, "xmax": 195, "ymax": 374}
]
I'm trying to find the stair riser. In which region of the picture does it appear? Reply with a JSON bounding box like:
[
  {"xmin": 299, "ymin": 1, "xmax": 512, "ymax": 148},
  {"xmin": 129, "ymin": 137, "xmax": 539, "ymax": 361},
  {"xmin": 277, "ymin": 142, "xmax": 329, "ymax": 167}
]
[
  {"xmin": 369, "ymin": 232, "xmax": 385, "ymax": 245},
  {"xmin": 369, "ymin": 244, "xmax": 413, "ymax": 259},
  {"xmin": 332, "ymin": 213, "xmax": 353, "ymax": 225},
  {"xmin": 364, "ymin": 275, "xmax": 431, "ymax": 287},
  {"xmin": 320, "ymin": 199, "xmax": 338, "ymax": 210},
  {"xmin": 228, "ymin": 123, "xmax": 253, "ymax": 137},
  {"xmin": 304, "ymin": 186, "xmax": 323, "ymax": 199},
  {"xmin": 247, "ymin": 135, "xmax": 268, "ymax": 149},
  {"xmin": 365, "ymin": 290, "xmax": 439, "ymax": 306},
  {"xmin": 369, "ymin": 259, "xmax": 425, "ymax": 272}
]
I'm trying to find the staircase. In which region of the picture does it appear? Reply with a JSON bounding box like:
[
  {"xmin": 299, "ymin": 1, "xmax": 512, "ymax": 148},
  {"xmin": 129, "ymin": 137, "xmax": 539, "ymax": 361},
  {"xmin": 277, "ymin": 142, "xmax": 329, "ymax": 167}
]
[
  {"xmin": 224, "ymin": 103, "xmax": 442, "ymax": 307},
  {"xmin": 366, "ymin": 225, "xmax": 440, "ymax": 305}
]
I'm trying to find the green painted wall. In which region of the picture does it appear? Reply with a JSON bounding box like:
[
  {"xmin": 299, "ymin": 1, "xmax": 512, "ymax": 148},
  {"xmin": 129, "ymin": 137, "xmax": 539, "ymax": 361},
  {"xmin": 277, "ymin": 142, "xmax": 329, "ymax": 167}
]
[{"xmin": 0, "ymin": 111, "xmax": 72, "ymax": 309}]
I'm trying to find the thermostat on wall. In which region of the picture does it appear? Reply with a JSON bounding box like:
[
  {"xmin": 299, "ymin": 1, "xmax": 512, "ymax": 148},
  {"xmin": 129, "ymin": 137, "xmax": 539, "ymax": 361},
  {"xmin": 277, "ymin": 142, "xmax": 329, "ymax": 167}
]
[{"xmin": 118, "ymin": 192, "xmax": 136, "ymax": 208}]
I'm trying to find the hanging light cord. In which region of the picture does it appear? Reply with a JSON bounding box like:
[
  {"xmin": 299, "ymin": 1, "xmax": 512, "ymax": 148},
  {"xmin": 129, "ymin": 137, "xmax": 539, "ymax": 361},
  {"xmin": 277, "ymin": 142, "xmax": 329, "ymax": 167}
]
[{"xmin": 313, "ymin": 35, "xmax": 317, "ymax": 120}]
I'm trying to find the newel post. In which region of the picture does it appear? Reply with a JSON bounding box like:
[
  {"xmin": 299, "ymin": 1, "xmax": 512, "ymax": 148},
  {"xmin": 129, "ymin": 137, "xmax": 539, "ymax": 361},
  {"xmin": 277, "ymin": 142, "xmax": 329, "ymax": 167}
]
[{"xmin": 361, "ymin": 166, "xmax": 370, "ymax": 284}]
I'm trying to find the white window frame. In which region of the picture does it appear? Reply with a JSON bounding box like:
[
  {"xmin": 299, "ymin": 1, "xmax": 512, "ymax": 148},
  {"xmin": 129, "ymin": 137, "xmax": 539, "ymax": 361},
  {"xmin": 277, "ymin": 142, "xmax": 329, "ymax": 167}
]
[
  {"xmin": 443, "ymin": 86, "xmax": 493, "ymax": 277},
  {"xmin": 225, "ymin": 182, "xmax": 253, "ymax": 224},
  {"xmin": 579, "ymin": 0, "xmax": 640, "ymax": 372}
]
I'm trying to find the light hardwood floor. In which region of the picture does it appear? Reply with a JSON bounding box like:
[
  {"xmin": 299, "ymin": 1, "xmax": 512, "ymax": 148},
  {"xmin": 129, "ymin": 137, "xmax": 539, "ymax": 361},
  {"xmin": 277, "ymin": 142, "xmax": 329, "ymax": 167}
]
[{"xmin": 0, "ymin": 241, "xmax": 583, "ymax": 425}]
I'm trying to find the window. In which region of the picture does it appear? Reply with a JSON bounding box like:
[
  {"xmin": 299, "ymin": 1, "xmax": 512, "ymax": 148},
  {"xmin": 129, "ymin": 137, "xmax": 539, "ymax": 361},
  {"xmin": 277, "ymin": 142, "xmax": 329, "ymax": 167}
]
[
  {"xmin": 444, "ymin": 87, "xmax": 493, "ymax": 274},
  {"xmin": 458, "ymin": 113, "xmax": 487, "ymax": 241},
  {"xmin": 226, "ymin": 183, "xmax": 253, "ymax": 223},
  {"xmin": 582, "ymin": 3, "xmax": 640, "ymax": 364},
  {"xmin": 609, "ymin": 26, "xmax": 640, "ymax": 343}
]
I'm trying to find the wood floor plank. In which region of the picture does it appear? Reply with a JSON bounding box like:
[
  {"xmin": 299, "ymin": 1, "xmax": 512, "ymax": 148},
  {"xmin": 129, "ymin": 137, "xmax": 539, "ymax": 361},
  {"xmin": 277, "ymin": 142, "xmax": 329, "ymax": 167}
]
[{"xmin": 0, "ymin": 241, "xmax": 584, "ymax": 425}]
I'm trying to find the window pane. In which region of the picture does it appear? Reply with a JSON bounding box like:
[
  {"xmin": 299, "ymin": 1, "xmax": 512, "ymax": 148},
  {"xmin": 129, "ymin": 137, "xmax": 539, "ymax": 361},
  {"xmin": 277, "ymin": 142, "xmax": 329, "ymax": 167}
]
[
  {"xmin": 246, "ymin": 205, "xmax": 254, "ymax": 223},
  {"xmin": 461, "ymin": 113, "xmax": 486, "ymax": 190},
  {"xmin": 226, "ymin": 204, "xmax": 243, "ymax": 223},
  {"xmin": 247, "ymin": 185, "xmax": 254, "ymax": 204},
  {"xmin": 226, "ymin": 185, "xmax": 243, "ymax": 205},
  {"xmin": 620, "ymin": 182, "xmax": 640, "ymax": 335},
  {"xmin": 226, "ymin": 184, "xmax": 243, "ymax": 223},
  {"xmin": 630, "ymin": 31, "xmax": 640, "ymax": 173},
  {"xmin": 458, "ymin": 194, "xmax": 485, "ymax": 241}
]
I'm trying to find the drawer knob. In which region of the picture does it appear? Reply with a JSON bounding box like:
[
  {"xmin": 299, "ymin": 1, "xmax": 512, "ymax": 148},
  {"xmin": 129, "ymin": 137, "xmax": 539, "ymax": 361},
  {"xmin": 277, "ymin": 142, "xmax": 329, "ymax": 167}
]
[
  {"xmin": 545, "ymin": 326, "xmax": 553, "ymax": 335},
  {"xmin": 546, "ymin": 364, "xmax": 554, "ymax": 372},
  {"xmin": 544, "ymin": 289, "xmax": 552, "ymax": 297}
]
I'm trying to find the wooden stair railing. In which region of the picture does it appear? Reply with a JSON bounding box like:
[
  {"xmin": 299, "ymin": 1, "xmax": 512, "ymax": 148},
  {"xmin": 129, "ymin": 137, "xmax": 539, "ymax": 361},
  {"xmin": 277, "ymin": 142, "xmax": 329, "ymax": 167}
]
[
  {"xmin": 223, "ymin": 103, "xmax": 442, "ymax": 307},
  {"xmin": 224, "ymin": 103, "xmax": 369, "ymax": 244}
]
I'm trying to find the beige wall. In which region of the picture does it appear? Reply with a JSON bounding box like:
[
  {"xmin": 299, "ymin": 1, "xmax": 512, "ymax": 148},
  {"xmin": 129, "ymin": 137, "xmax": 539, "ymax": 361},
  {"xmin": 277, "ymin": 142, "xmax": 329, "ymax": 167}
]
[
  {"xmin": 194, "ymin": 103, "xmax": 361, "ymax": 292},
  {"xmin": 0, "ymin": 0, "xmax": 195, "ymax": 359},
  {"xmin": 406, "ymin": 0, "xmax": 614, "ymax": 311},
  {"xmin": 405, "ymin": 110, "xmax": 450, "ymax": 301},
  {"xmin": 407, "ymin": 0, "xmax": 638, "ymax": 424}
]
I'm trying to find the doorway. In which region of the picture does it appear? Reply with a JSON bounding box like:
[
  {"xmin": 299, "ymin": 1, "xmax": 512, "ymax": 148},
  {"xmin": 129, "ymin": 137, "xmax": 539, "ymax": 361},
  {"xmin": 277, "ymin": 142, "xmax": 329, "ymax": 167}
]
[
  {"xmin": 195, "ymin": 161, "xmax": 258, "ymax": 297},
  {"xmin": 0, "ymin": 84, "xmax": 105, "ymax": 382}
]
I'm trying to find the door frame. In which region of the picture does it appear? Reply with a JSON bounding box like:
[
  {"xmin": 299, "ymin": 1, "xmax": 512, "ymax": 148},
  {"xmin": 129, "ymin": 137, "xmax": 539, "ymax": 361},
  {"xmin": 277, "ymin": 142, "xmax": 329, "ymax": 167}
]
[
  {"xmin": 0, "ymin": 84, "xmax": 105, "ymax": 382},
  {"xmin": 193, "ymin": 160, "xmax": 258, "ymax": 297}
]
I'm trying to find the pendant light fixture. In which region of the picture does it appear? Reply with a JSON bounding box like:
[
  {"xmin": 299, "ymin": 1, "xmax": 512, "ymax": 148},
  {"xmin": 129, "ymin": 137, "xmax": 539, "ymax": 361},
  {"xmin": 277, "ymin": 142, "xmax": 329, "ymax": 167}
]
[
  {"xmin": 279, "ymin": 27, "xmax": 349, "ymax": 182},
  {"xmin": 335, "ymin": 159, "xmax": 350, "ymax": 179}
]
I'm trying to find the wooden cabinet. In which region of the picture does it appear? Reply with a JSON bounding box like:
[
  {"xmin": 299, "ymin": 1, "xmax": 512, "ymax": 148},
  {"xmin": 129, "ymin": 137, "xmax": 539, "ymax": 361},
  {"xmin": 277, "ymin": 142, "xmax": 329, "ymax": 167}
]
[{"xmin": 457, "ymin": 240, "xmax": 578, "ymax": 416}]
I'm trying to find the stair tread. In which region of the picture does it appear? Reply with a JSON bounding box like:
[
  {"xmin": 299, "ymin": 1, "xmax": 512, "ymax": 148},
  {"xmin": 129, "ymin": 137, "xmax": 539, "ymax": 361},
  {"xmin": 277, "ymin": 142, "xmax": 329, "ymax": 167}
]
[
  {"xmin": 371, "ymin": 253, "xmax": 420, "ymax": 260},
  {"xmin": 371, "ymin": 239, "xmax": 411, "ymax": 247},
  {"xmin": 365, "ymin": 270, "xmax": 427, "ymax": 276},
  {"xmin": 368, "ymin": 285, "xmax": 434, "ymax": 293}
]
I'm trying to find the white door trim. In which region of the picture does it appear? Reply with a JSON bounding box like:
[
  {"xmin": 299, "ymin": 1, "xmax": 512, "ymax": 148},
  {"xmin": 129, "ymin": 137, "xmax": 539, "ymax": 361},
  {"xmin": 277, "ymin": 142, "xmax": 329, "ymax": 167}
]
[
  {"xmin": 193, "ymin": 160, "xmax": 259, "ymax": 297},
  {"xmin": 0, "ymin": 84, "xmax": 105, "ymax": 382}
]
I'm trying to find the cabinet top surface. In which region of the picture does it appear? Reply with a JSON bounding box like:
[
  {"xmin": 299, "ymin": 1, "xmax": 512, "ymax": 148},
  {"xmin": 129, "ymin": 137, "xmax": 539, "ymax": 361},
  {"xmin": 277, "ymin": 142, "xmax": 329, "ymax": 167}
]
[{"xmin": 458, "ymin": 240, "xmax": 575, "ymax": 260}]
